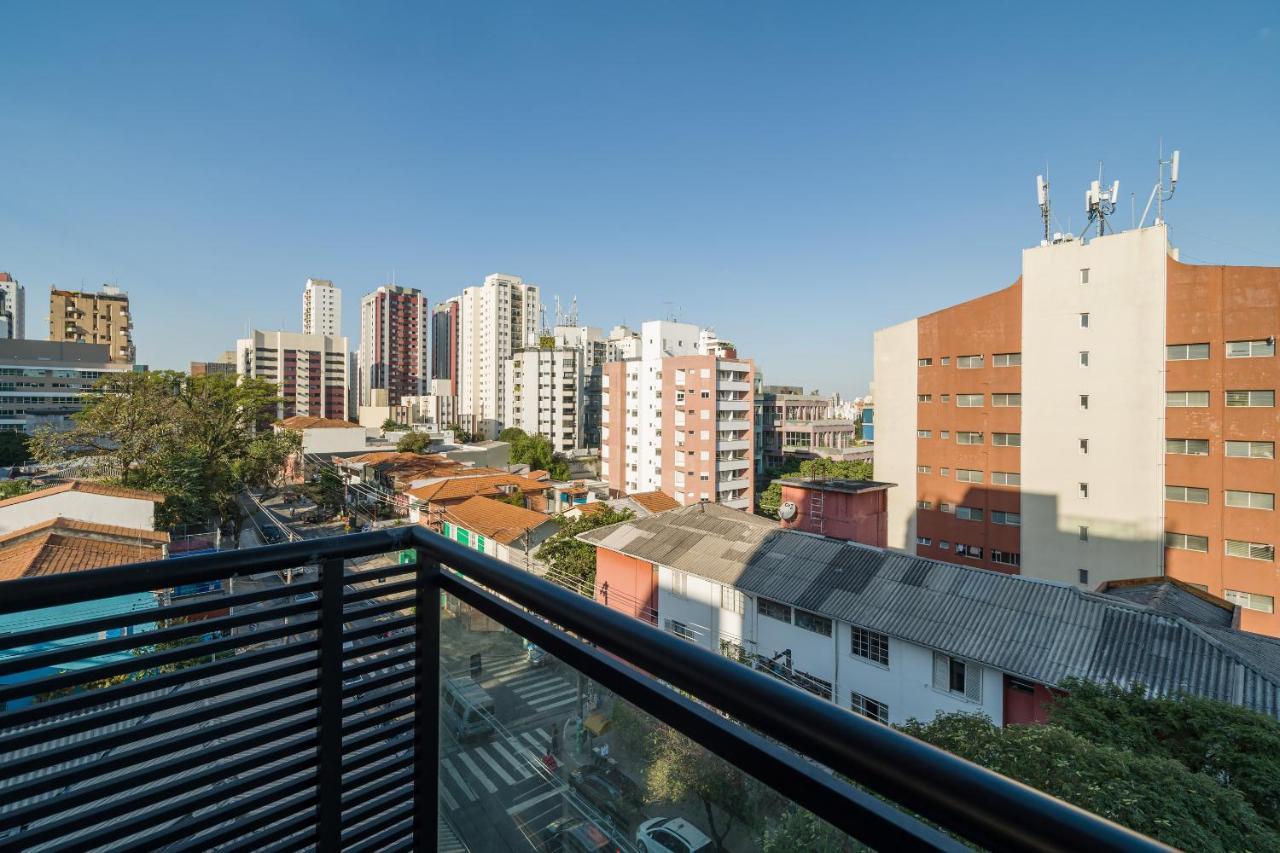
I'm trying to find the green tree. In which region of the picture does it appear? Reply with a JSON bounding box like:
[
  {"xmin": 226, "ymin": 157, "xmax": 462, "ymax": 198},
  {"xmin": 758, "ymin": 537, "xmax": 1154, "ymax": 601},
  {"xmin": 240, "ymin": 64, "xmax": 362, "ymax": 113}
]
[
  {"xmin": 0, "ymin": 431, "xmax": 31, "ymax": 466},
  {"xmin": 900, "ymin": 712, "xmax": 1280, "ymax": 851},
  {"xmin": 760, "ymin": 808, "xmax": 859, "ymax": 853},
  {"xmin": 396, "ymin": 431, "xmax": 433, "ymax": 453},
  {"xmin": 511, "ymin": 433, "xmax": 554, "ymax": 470},
  {"xmin": 381, "ymin": 417, "xmax": 407, "ymax": 432},
  {"xmin": 29, "ymin": 372, "xmax": 299, "ymax": 540},
  {"xmin": 498, "ymin": 426, "xmax": 528, "ymax": 444},
  {"xmin": 0, "ymin": 479, "xmax": 33, "ymax": 500},
  {"xmin": 447, "ymin": 423, "xmax": 477, "ymax": 444},
  {"xmin": 548, "ymin": 455, "xmax": 572, "ymax": 480},
  {"xmin": 756, "ymin": 458, "xmax": 872, "ymax": 519},
  {"xmin": 495, "ymin": 488, "xmax": 525, "ymax": 507},
  {"xmin": 645, "ymin": 723, "xmax": 775, "ymax": 852},
  {"xmin": 534, "ymin": 507, "xmax": 634, "ymax": 589}
]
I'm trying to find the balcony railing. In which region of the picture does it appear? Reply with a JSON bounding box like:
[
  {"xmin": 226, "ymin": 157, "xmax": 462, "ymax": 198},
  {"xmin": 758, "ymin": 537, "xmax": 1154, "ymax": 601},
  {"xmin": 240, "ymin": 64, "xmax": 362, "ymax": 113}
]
[{"xmin": 0, "ymin": 528, "xmax": 1161, "ymax": 851}]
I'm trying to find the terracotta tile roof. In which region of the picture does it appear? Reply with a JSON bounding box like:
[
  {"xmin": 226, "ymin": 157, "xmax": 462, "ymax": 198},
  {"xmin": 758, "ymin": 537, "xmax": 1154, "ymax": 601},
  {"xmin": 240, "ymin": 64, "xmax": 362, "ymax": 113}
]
[
  {"xmin": 406, "ymin": 474, "xmax": 550, "ymax": 504},
  {"xmin": 0, "ymin": 480, "xmax": 166, "ymax": 510},
  {"xmin": 629, "ymin": 490, "xmax": 680, "ymax": 514},
  {"xmin": 0, "ymin": 517, "xmax": 170, "ymax": 546},
  {"xmin": 527, "ymin": 470, "xmax": 550, "ymax": 481},
  {"xmin": 276, "ymin": 415, "xmax": 360, "ymax": 430},
  {"xmin": 442, "ymin": 496, "xmax": 555, "ymax": 544},
  {"xmin": 0, "ymin": 533, "xmax": 165, "ymax": 582},
  {"xmin": 575, "ymin": 502, "xmax": 610, "ymax": 518}
]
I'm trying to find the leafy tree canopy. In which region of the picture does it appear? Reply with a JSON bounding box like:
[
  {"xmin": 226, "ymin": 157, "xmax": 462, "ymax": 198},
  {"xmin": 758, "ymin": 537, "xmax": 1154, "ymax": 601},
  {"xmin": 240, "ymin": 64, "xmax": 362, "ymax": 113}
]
[
  {"xmin": 29, "ymin": 372, "xmax": 299, "ymax": 535},
  {"xmin": 0, "ymin": 479, "xmax": 33, "ymax": 500},
  {"xmin": 396, "ymin": 431, "xmax": 433, "ymax": 454},
  {"xmin": 381, "ymin": 417, "xmax": 408, "ymax": 432},
  {"xmin": 757, "ymin": 457, "xmax": 873, "ymax": 518},
  {"xmin": 534, "ymin": 506, "xmax": 633, "ymax": 589},
  {"xmin": 498, "ymin": 427, "xmax": 527, "ymax": 444},
  {"xmin": 447, "ymin": 423, "xmax": 477, "ymax": 444}
]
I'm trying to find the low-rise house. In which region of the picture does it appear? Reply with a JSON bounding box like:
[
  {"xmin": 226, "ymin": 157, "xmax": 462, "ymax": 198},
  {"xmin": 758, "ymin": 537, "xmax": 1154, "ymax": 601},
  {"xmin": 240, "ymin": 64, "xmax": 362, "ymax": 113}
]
[
  {"xmin": 581, "ymin": 503, "xmax": 1280, "ymax": 726},
  {"xmin": 275, "ymin": 416, "xmax": 366, "ymax": 453},
  {"xmin": 776, "ymin": 477, "xmax": 893, "ymax": 546},
  {"xmin": 0, "ymin": 481, "xmax": 164, "ymax": 534},
  {"xmin": 406, "ymin": 473, "xmax": 551, "ymax": 527},
  {"xmin": 439, "ymin": 496, "xmax": 559, "ymax": 570}
]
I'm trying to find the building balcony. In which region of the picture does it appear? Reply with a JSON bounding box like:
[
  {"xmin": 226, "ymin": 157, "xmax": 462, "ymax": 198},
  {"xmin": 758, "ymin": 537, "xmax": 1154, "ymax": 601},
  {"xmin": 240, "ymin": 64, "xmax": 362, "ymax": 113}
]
[
  {"xmin": 717, "ymin": 477, "xmax": 750, "ymax": 491},
  {"xmin": 717, "ymin": 379, "xmax": 751, "ymax": 393},
  {"xmin": 718, "ymin": 438, "xmax": 750, "ymax": 452},
  {"xmin": 0, "ymin": 529, "xmax": 1155, "ymax": 852},
  {"xmin": 716, "ymin": 418, "xmax": 750, "ymax": 431},
  {"xmin": 717, "ymin": 457, "xmax": 750, "ymax": 472}
]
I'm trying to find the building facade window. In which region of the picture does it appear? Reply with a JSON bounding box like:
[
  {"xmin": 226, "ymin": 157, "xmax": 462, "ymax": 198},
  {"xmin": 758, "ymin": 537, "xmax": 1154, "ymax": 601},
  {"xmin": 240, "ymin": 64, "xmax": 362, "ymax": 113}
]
[
  {"xmin": 1079, "ymin": 569, "xmax": 1090, "ymax": 585},
  {"xmin": 933, "ymin": 652, "xmax": 982, "ymax": 702},
  {"xmin": 1079, "ymin": 313, "xmax": 1090, "ymax": 328},
  {"xmin": 993, "ymin": 352, "xmax": 1021, "ymax": 367},
  {"xmin": 1224, "ymin": 589, "xmax": 1276, "ymax": 613},
  {"xmin": 916, "ymin": 536, "xmax": 932, "ymax": 546},
  {"xmin": 918, "ymin": 358, "xmax": 933, "ymax": 367},
  {"xmin": 957, "ymin": 355, "xmax": 984, "ymax": 369},
  {"xmin": 1078, "ymin": 482, "xmax": 1089, "ymax": 499},
  {"xmin": 1225, "ymin": 490, "xmax": 1275, "ymax": 510},
  {"xmin": 956, "ymin": 506, "xmax": 983, "ymax": 521},
  {"xmin": 794, "ymin": 671, "xmax": 832, "ymax": 700},
  {"xmin": 1079, "ymin": 351, "xmax": 1090, "ymax": 367},
  {"xmin": 955, "ymin": 431, "xmax": 983, "ymax": 445},
  {"xmin": 720, "ymin": 585, "xmax": 745, "ymax": 614},
  {"xmin": 955, "ymin": 468, "xmax": 983, "ymax": 483},
  {"xmin": 1165, "ymin": 485, "xmax": 1210, "ymax": 504},
  {"xmin": 1167, "ymin": 438, "xmax": 1210, "ymax": 456},
  {"xmin": 850, "ymin": 691, "xmax": 889, "ymax": 724},
  {"xmin": 758, "ymin": 597, "xmax": 792, "ymax": 622},
  {"xmin": 991, "ymin": 511, "xmax": 1020, "ymax": 526},
  {"xmin": 940, "ymin": 357, "xmax": 951, "ymax": 365},
  {"xmin": 665, "ymin": 619, "xmax": 697, "ymax": 641},
  {"xmin": 670, "ymin": 570, "xmax": 688, "ymax": 597},
  {"xmin": 991, "ymin": 393, "xmax": 1021, "ymax": 407},
  {"xmin": 1225, "ymin": 539, "xmax": 1275, "ymax": 561},
  {"xmin": 955, "ymin": 543, "xmax": 983, "ymax": 559},
  {"xmin": 1165, "ymin": 532, "xmax": 1209, "ymax": 552},
  {"xmin": 916, "ymin": 465, "xmax": 931, "ymax": 474},
  {"xmin": 991, "ymin": 471, "xmax": 1020, "ymax": 486},
  {"xmin": 1079, "ymin": 438, "xmax": 1089, "ymax": 454},
  {"xmin": 1167, "ymin": 391, "xmax": 1210, "ymax": 407},
  {"xmin": 850, "ymin": 626, "xmax": 889, "ymax": 666},
  {"xmin": 956, "ymin": 394, "xmax": 984, "ymax": 407},
  {"xmin": 917, "ymin": 500, "xmax": 933, "ymax": 510},
  {"xmin": 1079, "ymin": 394, "xmax": 1090, "ymax": 409},
  {"xmin": 1080, "ymin": 268, "xmax": 1090, "ymax": 284},
  {"xmin": 1225, "ymin": 441, "xmax": 1275, "ymax": 458},
  {"xmin": 1226, "ymin": 339, "xmax": 1275, "ymax": 358},
  {"xmin": 992, "ymin": 432, "xmax": 1021, "ymax": 447},
  {"xmin": 917, "ymin": 394, "xmax": 932, "ymax": 403},
  {"xmin": 917, "ymin": 429, "xmax": 932, "ymax": 438},
  {"xmin": 1079, "ymin": 525, "xmax": 1089, "ymax": 541},
  {"xmin": 794, "ymin": 608, "xmax": 833, "ymax": 637},
  {"xmin": 1167, "ymin": 343, "xmax": 1210, "ymax": 360},
  {"xmin": 1226, "ymin": 390, "xmax": 1275, "ymax": 408},
  {"xmin": 992, "ymin": 550, "xmax": 1020, "ymax": 566}
]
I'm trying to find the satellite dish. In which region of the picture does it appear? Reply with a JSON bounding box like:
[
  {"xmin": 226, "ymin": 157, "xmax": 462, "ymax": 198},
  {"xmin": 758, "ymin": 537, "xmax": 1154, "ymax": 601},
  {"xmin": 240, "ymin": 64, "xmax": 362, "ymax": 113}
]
[{"xmin": 778, "ymin": 501, "xmax": 797, "ymax": 521}]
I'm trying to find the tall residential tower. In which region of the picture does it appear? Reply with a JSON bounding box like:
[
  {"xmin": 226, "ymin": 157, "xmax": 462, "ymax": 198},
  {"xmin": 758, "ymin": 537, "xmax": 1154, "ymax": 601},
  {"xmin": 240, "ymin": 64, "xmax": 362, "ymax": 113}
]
[
  {"xmin": 302, "ymin": 278, "xmax": 342, "ymax": 337},
  {"xmin": 456, "ymin": 274, "xmax": 540, "ymax": 438},
  {"xmin": 49, "ymin": 285, "xmax": 134, "ymax": 363},
  {"xmin": 358, "ymin": 284, "xmax": 429, "ymax": 407}
]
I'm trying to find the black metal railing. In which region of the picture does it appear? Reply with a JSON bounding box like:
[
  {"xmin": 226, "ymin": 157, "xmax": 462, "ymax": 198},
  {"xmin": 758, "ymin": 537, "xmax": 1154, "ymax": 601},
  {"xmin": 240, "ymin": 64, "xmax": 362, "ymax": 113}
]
[{"xmin": 0, "ymin": 527, "xmax": 1166, "ymax": 851}]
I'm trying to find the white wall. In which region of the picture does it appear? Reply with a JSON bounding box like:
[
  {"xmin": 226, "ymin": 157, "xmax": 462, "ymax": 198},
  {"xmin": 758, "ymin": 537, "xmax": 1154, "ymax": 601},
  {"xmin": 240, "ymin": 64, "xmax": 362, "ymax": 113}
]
[
  {"xmin": 873, "ymin": 318, "xmax": 918, "ymax": 552},
  {"xmin": 0, "ymin": 492, "xmax": 156, "ymax": 533},
  {"xmin": 1021, "ymin": 226, "xmax": 1169, "ymax": 586},
  {"xmin": 300, "ymin": 427, "xmax": 367, "ymax": 454}
]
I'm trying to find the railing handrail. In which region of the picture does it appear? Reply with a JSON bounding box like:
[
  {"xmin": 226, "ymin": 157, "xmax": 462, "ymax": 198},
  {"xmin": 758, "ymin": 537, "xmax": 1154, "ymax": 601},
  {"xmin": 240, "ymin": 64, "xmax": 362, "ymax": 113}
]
[{"xmin": 0, "ymin": 526, "xmax": 1170, "ymax": 852}]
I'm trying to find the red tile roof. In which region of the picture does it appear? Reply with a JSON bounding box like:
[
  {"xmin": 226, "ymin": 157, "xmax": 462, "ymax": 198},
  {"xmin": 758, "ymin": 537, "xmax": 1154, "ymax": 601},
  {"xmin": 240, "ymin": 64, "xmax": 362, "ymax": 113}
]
[
  {"xmin": 276, "ymin": 415, "xmax": 360, "ymax": 430},
  {"xmin": 630, "ymin": 491, "xmax": 680, "ymax": 514},
  {"xmin": 0, "ymin": 480, "xmax": 166, "ymax": 510},
  {"xmin": 442, "ymin": 496, "xmax": 556, "ymax": 544},
  {"xmin": 407, "ymin": 474, "xmax": 549, "ymax": 504},
  {"xmin": 0, "ymin": 517, "xmax": 170, "ymax": 546},
  {"xmin": 0, "ymin": 532, "xmax": 165, "ymax": 582}
]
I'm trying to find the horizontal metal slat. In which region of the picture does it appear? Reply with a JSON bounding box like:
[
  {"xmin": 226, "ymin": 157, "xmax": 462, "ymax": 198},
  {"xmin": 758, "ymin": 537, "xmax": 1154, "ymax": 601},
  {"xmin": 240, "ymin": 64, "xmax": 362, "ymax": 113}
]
[
  {"xmin": 339, "ymin": 766, "xmax": 412, "ymax": 818},
  {"xmin": 341, "ymin": 698, "xmax": 414, "ymax": 742},
  {"xmin": 341, "ymin": 780, "xmax": 413, "ymax": 835},
  {"xmin": 342, "ymin": 577, "xmax": 415, "ymax": 605},
  {"xmin": 344, "ymin": 563, "xmax": 416, "ymax": 585},
  {"xmin": 339, "ymin": 731, "xmax": 413, "ymax": 777},
  {"xmin": 172, "ymin": 788, "xmax": 316, "ymax": 853},
  {"xmin": 340, "ymin": 631, "xmax": 413, "ymax": 662},
  {"xmin": 341, "ymin": 717, "xmax": 414, "ymax": 757},
  {"xmin": 342, "ymin": 682, "xmax": 415, "ymax": 723},
  {"xmin": 344, "ymin": 807, "xmax": 413, "ymax": 853}
]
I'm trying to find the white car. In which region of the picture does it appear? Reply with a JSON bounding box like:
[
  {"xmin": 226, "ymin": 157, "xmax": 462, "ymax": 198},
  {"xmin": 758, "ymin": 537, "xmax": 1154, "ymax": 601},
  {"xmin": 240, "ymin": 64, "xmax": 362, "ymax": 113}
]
[{"xmin": 635, "ymin": 817, "xmax": 711, "ymax": 853}]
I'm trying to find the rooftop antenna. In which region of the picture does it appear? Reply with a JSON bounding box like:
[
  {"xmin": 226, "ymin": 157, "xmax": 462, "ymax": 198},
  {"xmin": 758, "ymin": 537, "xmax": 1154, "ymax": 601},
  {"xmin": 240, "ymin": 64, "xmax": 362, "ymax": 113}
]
[
  {"xmin": 569, "ymin": 296, "xmax": 578, "ymax": 326},
  {"xmin": 1083, "ymin": 161, "xmax": 1120, "ymax": 239},
  {"xmin": 1138, "ymin": 143, "xmax": 1180, "ymax": 228},
  {"xmin": 554, "ymin": 295, "xmax": 562, "ymax": 327},
  {"xmin": 1036, "ymin": 172, "xmax": 1051, "ymax": 243}
]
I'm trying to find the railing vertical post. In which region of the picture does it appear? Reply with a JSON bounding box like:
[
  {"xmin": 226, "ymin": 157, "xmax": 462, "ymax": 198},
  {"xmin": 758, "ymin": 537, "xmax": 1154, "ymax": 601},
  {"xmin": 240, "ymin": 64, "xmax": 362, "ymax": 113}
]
[
  {"xmin": 317, "ymin": 557, "xmax": 345, "ymax": 849},
  {"xmin": 413, "ymin": 548, "xmax": 441, "ymax": 852}
]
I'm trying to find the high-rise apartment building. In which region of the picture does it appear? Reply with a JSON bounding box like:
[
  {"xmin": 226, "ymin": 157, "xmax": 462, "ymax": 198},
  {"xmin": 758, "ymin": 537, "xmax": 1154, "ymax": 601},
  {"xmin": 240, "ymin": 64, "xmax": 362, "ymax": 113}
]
[
  {"xmin": 431, "ymin": 298, "xmax": 460, "ymax": 396},
  {"xmin": 755, "ymin": 384, "xmax": 860, "ymax": 473},
  {"xmin": 302, "ymin": 278, "xmax": 342, "ymax": 337},
  {"xmin": 358, "ymin": 285, "xmax": 429, "ymax": 408},
  {"xmin": 504, "ymin": 346, "xmax": 585, "ymax": 452},
  {"xmin": 236, "ymin": 330, "xmax": 349, "ymax": 421},
  {"xmin": 456, "ymin": 274, "xmax": 540, "ymax": 438},
  {"xmin": 601, "ymin": 321, "xmax": 754, "ymax": 509},
  {"xmin": 875, "ymin": 222, "xmax": 1280, "ymax": 636},
  {"xmin": 49, "ymin": 285, "xmax": 134, "ymax": 363},
  {"xmin": 0, "ymin": 273, "xmax": 25, "ymax": 339}
]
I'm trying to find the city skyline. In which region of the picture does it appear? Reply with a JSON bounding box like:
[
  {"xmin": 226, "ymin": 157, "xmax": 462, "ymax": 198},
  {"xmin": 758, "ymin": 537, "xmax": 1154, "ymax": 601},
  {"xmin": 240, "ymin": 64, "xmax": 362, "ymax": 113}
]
[{"xmin": 4, "ymin": 3, "xmax": 1279, "ymax": 396}]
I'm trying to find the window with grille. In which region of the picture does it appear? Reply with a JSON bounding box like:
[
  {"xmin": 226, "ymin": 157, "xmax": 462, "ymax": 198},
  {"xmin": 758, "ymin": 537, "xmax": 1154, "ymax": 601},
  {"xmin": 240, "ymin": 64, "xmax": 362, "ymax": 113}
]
[
  {"xmin": 933, "ymin": 652, "xmax": 982, "ymax": 702},
  {"xmin": 1226, "ymin": 339, "xmax": 1274, "ymax": 358},
  {"xmin": 850, "ymin": 627, "xmax": 889, "ymax": 666},
  {"xmin": 1167, "ymin": 391, "xmax": 1210, "ymax": 407},
  {"xmin": 1226, "ymin": 539, "xmax": 1275, "ymax": 561},
  {"xmin": 1166, "ymin": 343, "xmax": 1210, "ymax": 360},
  {"xmin": 1226, "ymin": 390, "xmax": 1275, "ymax": 408},
  {"xmin": 1225, "ymin": 441, "xmax": 1275, "ymax": 458},
  {"xmin": 955, "ymin": 431, "xmax": 983, "ymax": 445},
  {"xmin": 1167, "ymin": 438, "xmax": 1210, "ymax": 456},
  {"xmin": 1226, "ymin": 490, "xmax": 1275, "ymax": 510},
  {"xmin": 1224, "ymin": 589, "xmax": 1276, "ymax": 613},
  {"xmin": 956, "ymin": 506, "xmax": 983, "ymax": 521},
  {"xmin": 1165, "ymin": 532, "xmax": 1209, "ymax": 552},
  {"xmin": 991, "ymin": 393, "xmax": 1021, "ymax": 407},
  {"xmin": 851, "ymin": 691, "xmax": 889, "ymax": 724},
  {"xmin": 992, "ymin": 471, "xmax": 1020, "ymax": 486},
  {"xmin": 993, "ymin": 352, "xmax": 1022, "ymax": 367},
  {"xmin": 957, "ymin": 355, "xmax": 984, "ymax": 369},
  {"xmin": 1165, "ymin": 485, "xmax": 1210, "ymax": 504},
  {"xmin": 956, "ymin": 394, "xmax": 984, "ymax": 407}
]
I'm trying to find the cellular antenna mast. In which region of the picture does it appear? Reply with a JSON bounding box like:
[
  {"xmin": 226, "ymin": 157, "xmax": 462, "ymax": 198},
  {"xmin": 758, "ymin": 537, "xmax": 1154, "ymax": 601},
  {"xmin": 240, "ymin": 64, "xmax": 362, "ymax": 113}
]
[
  {"xmin": 1083, "ymin": 162, "xmax": 1120, "ymax": 239},
  {"xmin": 1138, "ymin": 144, "xmax": 1180, "ymax": 229},
  {"xmin": 1036, "ymin": 173, "xmax": 1051, "ymax": 243}
]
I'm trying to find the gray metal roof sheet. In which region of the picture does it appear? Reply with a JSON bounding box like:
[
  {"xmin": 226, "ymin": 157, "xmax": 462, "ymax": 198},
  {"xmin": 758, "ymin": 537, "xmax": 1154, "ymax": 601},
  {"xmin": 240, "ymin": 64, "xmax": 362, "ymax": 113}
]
[{"xmin": 580, "ymin": 505, "xmax": 1280, "ymax": 716}]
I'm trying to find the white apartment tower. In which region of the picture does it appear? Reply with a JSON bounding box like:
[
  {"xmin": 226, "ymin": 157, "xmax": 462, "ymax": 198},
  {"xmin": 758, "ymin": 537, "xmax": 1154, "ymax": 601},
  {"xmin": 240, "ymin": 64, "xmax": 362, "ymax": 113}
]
[
  {"xmin": 303, "ymin": 278, "xmax": 342, "ymax": 337},
  {"xmin": 504, "ymin": 346, "xmax": 585, "ymax": 452},
  {"xmin": 0, "ymin": 273, "xmax": 25, "ymax": 339},
  {"xmin": 235, "ymin": 330, "xmax": 350, "ymax": 421},
  {"xmin": 456, "ymin": 274, "xmax": 540, "ymax": 438}
]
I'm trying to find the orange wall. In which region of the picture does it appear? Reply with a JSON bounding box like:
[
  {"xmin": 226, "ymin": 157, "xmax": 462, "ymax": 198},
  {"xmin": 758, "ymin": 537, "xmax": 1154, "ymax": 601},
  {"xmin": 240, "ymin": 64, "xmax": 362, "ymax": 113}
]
[
  {"xmin": 1166, "ymin": 259, "xmax": 1280, "ymax": 635},
  {"xmin": 593, "ymin": 547, "xmax": 657, "ymax": 624},
  {"xmin": 914, "ymin": 281, "xmax": 1022, "ymax": 573},
  {"xmin": 780, "ymin": 483, "xmax": 887, "ymax": 546}
]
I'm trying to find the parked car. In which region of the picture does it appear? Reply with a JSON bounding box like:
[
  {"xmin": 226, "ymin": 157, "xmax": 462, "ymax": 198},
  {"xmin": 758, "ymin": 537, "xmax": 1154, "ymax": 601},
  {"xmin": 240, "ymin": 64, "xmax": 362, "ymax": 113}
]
[
  {"xmin": 568, "ymin": 765, "xmax": 641, "ymax": 830},
  {"xmin": 542, "ymin": 817, "xmax": 618, "ymax": 853},
  {"xmin": 635, "ymin": 817, "xmax": 712, "ymax": 853},
  {"xmin": 260, "ymin": 523, "xmax": 283, "ymax": 543}
]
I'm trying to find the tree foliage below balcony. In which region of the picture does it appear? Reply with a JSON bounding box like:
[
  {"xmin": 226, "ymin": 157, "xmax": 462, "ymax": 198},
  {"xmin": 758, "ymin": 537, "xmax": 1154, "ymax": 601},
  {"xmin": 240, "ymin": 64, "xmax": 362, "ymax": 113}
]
[
  {"xmin": 501, "ymin": 427, "xmax": 573, "ymax": 480},
  {"xmin": 534, "ymin": 506, "xmax": 634, "ymax": 591},
  {"xmin": 756, "ymin": 457, "xmax": 873, "ymax": 519},
  {"xmin": 28, "ymin": 372, "xmax": 299, "ymax": 537},
  {"xmin": 900, "ymin": 679, "xmax": 1280, "ymax": 851}
]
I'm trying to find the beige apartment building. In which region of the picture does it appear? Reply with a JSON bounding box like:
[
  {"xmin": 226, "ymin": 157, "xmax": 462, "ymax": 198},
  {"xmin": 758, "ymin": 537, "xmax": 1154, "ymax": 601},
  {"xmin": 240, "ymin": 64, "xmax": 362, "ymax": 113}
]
[{"xmin": 49, "ymin": 285, "xmax": 134, "ymax": 363}]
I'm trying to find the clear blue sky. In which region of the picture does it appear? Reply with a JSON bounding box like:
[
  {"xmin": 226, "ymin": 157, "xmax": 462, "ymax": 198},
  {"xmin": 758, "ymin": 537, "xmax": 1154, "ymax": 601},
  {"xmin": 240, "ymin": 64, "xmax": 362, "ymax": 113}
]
[{"xmin": 3, "ymin": 2, "xmax": 1278, "ymax": 396}]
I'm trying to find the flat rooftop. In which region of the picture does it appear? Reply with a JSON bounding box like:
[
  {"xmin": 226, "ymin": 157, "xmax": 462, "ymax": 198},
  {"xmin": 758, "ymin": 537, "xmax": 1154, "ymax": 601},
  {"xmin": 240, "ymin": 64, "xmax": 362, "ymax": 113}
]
[{"xmin": 778, "ymin": 477, "xmax": 895, "ymax": 494}]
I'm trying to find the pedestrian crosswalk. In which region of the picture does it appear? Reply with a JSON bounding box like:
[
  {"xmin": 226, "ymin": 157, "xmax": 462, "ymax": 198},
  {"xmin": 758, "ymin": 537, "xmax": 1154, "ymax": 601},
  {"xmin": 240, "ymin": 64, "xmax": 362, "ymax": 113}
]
[
  {"xmin": 476, "ymin": 657, "xmax": 580, "ymax": 715},
  {"xmin": 439, "ymin": 727, "xmax": 554, "ymax": 810}
]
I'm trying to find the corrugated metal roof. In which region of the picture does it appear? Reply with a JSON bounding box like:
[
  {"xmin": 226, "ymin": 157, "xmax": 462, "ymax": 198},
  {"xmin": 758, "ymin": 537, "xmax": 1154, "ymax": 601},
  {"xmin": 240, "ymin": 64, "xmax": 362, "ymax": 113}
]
[{"xmin": 580, "ymin": 504, "xmax": 1280, "ymax": 716}]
